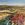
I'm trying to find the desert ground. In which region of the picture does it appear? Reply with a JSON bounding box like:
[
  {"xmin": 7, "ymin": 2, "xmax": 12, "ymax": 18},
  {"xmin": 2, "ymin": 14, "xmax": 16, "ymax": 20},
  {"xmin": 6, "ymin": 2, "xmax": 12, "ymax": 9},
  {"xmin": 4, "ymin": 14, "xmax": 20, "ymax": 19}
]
[{"xmin": 0, "ymin": 5, "xmax": 25, "ymax": 25}]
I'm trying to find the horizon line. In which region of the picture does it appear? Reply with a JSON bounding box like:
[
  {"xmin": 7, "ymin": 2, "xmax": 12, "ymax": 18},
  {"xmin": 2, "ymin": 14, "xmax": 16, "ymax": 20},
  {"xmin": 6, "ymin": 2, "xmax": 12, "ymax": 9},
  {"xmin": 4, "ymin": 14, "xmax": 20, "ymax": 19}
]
[{"xmin": 0, "ymin": 3, "xmax": 25, "ymax": 6}]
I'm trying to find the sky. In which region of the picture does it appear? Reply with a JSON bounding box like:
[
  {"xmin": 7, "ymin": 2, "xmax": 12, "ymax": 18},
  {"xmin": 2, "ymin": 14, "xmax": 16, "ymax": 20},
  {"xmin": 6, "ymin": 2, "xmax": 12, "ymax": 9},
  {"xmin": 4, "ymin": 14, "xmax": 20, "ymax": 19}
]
[{"xmin": 0, "ymin": 0, "xmax": 25, "ymax": 6}]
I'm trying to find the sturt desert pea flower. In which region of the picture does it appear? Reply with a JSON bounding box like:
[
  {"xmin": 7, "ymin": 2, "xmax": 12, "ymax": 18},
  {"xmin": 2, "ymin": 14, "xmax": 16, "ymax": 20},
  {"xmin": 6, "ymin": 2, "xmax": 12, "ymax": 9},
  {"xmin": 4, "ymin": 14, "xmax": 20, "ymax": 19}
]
[
  {"xmin": 10, "ymin": 14, "xmax": 19, "ymax": 23},
  {"xmin": 18, "ymin": 14, "xmax": 24, "ymax": 23}
]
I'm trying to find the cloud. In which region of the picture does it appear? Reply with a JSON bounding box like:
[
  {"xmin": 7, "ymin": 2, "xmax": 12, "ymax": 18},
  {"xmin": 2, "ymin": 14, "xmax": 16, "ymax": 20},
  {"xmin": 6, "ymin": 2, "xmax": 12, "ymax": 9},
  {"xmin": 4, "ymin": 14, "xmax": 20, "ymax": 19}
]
[
  {"xmin": 8, "ymin": 3, "xmax": 25, "ymax": 6},
  {"xmin": 0, "ymin": 3, "xmax": 25, "ymax": 6},
  {"xmin": 0, "ymin": 1, "xmax": 25, "ymax": 6}
]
